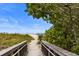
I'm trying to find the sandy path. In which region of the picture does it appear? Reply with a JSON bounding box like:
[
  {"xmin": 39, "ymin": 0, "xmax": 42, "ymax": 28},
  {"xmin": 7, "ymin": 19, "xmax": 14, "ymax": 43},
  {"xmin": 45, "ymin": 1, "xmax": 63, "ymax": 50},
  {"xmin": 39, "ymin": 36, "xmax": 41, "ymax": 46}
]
[{"xmin": 27, "ymin": 34, "xmax": 43, "ymax": 56}]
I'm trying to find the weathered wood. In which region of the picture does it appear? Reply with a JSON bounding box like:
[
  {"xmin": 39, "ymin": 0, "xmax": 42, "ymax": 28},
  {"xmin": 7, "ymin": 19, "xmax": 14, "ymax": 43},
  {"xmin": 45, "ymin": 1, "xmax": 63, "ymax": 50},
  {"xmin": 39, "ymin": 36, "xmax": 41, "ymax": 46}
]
[
  {"xmin": 41, "ymin": 43, "xmax": 55, "ymax": 56},
  {"xmin": 41, "ymin": 41, "xmax": 77, "ymax": 56},
  {"xmin": 12, "ymin": 44, "xmax": 27, "ymax": 56},
  {"xmin": 0, "ymin": 40, "xmax": 27, "ymax": 56}
]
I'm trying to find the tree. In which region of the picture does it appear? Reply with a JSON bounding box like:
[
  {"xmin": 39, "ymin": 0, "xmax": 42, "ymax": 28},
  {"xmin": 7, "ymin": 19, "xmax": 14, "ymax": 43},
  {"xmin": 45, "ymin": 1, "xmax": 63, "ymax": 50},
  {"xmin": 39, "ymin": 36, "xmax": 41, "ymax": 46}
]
[{"xmin": 25, "ymin": 3, "xmax": 79, "ymax": 54}]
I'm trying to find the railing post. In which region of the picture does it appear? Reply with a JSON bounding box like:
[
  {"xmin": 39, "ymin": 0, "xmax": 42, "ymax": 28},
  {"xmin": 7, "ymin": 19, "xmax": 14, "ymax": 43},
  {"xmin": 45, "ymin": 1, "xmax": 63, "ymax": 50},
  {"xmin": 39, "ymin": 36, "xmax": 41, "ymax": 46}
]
[
  {"xmin": 41, "ymin": 41, "xmax": 77, "ymax": 56},
  {"xmin": 0, "ymin": 40, "xmax": 27, "ymax": 56},
  {"xmin": 18, "ymin": 52, "xmax": 20, "ymax": 56},
  {"xmin": 48, "ymin": 52, "xmax": 50, "ymax": 56}
]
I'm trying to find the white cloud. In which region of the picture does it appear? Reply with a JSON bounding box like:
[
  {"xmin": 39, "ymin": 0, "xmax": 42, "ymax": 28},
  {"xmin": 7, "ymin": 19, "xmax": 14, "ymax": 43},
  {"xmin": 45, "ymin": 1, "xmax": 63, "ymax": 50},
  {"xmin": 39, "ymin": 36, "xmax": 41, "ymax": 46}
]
[
  {"xmin": 8, "ymin": 16, "xmax": 18, "ymax": 24},
  {"xmin": 0, "ymin": 18, "xmax": 9, "ymax": 23},
  {"xmin": 0, "ymin": 4, "xmax": 17, "ymax": 12},
  {"xmin": 0, "ymin": 22, "xmax": 46, "ymax": 34},
  {"xmin": 0, "ymin": 15, "xmax": 51, "ymax": 34}
]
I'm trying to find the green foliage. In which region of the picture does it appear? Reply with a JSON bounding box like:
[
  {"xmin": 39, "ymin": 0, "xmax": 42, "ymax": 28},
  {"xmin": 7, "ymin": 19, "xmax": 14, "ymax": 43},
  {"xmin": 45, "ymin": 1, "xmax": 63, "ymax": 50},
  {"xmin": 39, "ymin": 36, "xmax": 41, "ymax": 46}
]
[
  {"xmin": 0, "ymin": 33, "xmax": 33, "ymax": 50},
  {"xmin": 25, "ymin": 3, "xmax": 79, "ymax": 54},
  {"xmin": 37, "ymin": 33, "xmax": 43, "ymax": 44}
]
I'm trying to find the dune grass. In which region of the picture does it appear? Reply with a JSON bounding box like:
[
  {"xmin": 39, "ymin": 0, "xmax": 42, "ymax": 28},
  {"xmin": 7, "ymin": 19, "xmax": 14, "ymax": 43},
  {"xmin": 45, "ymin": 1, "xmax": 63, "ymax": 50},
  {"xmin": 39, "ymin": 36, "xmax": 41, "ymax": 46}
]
[{"xmin": 0, "ymin": 33, "xmax": 33, "ymax": 50}]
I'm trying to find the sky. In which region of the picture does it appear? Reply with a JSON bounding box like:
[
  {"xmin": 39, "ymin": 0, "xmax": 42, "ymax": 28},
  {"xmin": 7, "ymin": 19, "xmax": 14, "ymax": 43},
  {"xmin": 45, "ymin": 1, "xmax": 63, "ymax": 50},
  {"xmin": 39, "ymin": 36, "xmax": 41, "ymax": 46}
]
[{"xmin": 0, "ymin": 3, "xmax": 51, "ymax": 34}]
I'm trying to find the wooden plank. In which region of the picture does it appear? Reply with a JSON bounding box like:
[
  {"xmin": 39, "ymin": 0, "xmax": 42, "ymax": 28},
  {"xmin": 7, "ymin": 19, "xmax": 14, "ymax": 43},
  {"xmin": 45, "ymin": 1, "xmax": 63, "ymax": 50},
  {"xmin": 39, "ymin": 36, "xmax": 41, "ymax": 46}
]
[
  {"xmin": 12, "ymin": 44, "xmax": 27, "ymax": 56},
  {"xmin": 42, "ymin": 41, "xmax": 77, "ymax": 56},
  {"xmin": 0, "ymin": 40, "xmax": 27, "ymax": 56},
  {"xmin": 41, "ymin": 43, "xmax": 55, "ymax": 56}
]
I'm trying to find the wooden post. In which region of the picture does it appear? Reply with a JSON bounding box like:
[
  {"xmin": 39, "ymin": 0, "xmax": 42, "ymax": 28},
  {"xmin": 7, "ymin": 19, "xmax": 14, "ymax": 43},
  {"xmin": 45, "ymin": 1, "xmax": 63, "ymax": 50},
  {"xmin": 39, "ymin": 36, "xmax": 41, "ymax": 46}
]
[
  {"xmin": 0, "ymin": 41, "xmax": 27, "ymax": 56},
  {"xmin": 41, "ymin": 41, "xmax": 77, "ymax": 56}
]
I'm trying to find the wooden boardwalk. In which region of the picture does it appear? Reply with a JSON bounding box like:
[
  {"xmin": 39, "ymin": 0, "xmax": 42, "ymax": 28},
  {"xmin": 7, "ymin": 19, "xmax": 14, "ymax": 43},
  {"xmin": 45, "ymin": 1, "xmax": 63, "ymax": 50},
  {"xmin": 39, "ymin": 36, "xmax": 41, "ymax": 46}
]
[
  {"xmin": 26, "ymin": 34, "xmax": 43, "ymax": 56},
  {"xmin": 0, "ymin": 34, "xmax": 77, "ymax": 56}
]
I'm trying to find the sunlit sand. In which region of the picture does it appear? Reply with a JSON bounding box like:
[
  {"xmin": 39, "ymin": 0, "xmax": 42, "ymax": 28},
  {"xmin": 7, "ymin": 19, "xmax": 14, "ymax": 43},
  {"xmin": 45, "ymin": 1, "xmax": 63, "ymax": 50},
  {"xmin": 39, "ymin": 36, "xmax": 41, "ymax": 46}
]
[{"xmin": 27, "ymin": 35, "xmax": 43, "ymax": 56}]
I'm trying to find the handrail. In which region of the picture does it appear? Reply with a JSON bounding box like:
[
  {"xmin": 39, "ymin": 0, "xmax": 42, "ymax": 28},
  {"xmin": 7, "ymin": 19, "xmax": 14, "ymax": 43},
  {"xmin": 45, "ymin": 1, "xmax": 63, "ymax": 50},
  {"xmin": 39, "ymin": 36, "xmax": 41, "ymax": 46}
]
[
  {"xmin": 0, "ymin": 40, "xmax": 27, "ymax": 56},
  {"xmin": 41, "ymin": 41, "xmax": 77, "ymax": 56},
  {"xmin": 12, "ymin": 44, "xmax": 27, "ymax": 56},
  {"xmin": 42, "ymin": 43, "xmax": 55, "ymax": 56}
]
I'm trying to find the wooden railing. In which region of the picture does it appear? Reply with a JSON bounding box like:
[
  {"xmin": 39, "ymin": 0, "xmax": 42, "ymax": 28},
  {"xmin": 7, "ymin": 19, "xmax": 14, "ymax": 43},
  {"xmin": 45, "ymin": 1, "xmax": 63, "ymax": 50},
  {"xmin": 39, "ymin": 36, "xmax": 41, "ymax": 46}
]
[
  {"xmin": 0, "ymin": 40, "xmax": 27, "ymax": 56},
  {"xmin": 41, "ymin": 41, "xmax": 77, "ymax": 56}
]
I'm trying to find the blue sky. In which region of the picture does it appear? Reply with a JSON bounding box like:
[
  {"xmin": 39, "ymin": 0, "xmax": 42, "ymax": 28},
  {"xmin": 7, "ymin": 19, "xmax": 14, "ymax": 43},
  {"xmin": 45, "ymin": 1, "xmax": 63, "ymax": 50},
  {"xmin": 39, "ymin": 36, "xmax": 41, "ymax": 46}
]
[{"xmin": 0, "ymin": 3, "xmax": 51, "ymax": 34}]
